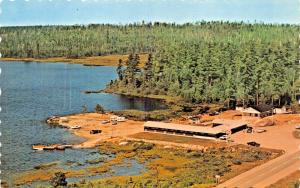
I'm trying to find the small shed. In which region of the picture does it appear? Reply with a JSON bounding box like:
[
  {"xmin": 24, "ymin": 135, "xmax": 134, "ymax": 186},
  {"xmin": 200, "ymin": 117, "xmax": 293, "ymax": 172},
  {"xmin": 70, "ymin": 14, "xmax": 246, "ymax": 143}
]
[
  {"xmin": 241, "ymin": 104, "xmax": 274, "ymax": 118},
  {"xmin": 274, "ymin": 106, "xmax": 288, "ymax": 114}
]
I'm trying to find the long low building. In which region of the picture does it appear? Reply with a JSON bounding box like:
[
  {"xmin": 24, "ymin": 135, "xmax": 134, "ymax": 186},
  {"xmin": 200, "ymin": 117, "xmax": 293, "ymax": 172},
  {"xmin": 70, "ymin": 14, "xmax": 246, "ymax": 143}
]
[{"xmin": 144, "ymin": 119, "xmax": 247, "ymax": 139}]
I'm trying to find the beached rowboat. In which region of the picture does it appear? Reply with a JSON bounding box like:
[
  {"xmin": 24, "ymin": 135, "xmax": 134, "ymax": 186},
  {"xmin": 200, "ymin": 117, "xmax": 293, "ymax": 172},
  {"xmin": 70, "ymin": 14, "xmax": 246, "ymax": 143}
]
[{"xmin": 70, "ymin": 125, "xmax": 81, "ymax": 129}]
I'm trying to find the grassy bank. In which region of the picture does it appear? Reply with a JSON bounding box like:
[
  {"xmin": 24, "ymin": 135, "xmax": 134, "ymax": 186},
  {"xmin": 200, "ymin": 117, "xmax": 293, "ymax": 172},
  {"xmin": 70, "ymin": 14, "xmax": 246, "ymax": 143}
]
[
  {"xmin": 18, "ymin": 140, "xmax": 282, "ymax": 188},
  {"xmin": 0, "ymin": 54, "xmax": 148, "ymax": 67}
]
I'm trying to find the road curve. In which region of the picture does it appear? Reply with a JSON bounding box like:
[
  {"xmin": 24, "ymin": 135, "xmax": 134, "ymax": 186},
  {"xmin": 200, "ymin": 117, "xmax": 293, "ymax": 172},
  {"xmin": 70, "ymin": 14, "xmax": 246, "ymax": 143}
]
[{"xmin": 217, "ymin": 150, "xmax": 300, "ymax": 188}]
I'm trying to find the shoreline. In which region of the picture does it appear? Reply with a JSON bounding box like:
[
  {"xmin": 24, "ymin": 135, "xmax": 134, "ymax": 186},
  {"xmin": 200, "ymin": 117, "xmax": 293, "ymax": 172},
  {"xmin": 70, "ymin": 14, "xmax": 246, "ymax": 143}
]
[
  {"xmin": 47, "ymin": 112, "xmax": 145, "ymax": 148},
  {"xmin": 85, "ymin": 89, "xmax": 179, "ymax": 105},
  {"xmin": 0, "ymin": 54, "xmax": 149, "ymax": 67}
]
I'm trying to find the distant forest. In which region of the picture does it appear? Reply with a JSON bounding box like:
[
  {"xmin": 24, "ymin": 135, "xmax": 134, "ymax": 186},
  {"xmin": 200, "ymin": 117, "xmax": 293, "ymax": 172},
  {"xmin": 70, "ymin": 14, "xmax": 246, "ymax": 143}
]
[{"xmin": 1, "ymin": 21, "xmax": 300, "ymax": 105}]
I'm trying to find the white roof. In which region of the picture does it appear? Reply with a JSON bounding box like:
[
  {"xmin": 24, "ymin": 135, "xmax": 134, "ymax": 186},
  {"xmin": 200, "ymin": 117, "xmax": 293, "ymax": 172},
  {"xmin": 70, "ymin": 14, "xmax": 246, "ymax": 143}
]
[
  {"xmin": 212, "ymin": 119, "xmax": 248, "ymax": 128},
  {"xmin": 241, "ymin": 107, "xmax": 261, "ymax": 114},
  {"xmin": 144, "ymin": 120, "xmax": 247, "ymax": 135}
]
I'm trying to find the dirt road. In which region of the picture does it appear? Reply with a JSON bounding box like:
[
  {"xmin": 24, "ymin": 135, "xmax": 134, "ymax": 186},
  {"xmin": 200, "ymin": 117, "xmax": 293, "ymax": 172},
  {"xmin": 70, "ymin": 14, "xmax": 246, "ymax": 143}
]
[{"xmin": 217, "ymin": 150, "xmax": 300, "ymax": 188}]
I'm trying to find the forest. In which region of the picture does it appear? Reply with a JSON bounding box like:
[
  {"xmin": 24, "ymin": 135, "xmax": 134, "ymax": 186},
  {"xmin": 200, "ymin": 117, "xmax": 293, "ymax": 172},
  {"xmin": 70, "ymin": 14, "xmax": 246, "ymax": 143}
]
[{"xmin": 1, "ymin": 21, "xmax": 299, "ymax": 105}]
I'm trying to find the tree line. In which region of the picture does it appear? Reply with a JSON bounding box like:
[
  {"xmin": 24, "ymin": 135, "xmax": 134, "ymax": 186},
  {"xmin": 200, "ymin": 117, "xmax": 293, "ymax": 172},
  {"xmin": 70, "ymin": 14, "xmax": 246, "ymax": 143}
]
[
  {"xmin": 0, "ymin": 21, "xmax": 299, "ymax": 59},
  {"xmin": 107, "ymin": 23, "xmax": 299, "ymax": 106},
  {"xmin": 1, "ymin": 22, "xmax": 299, "ymax": 105}
]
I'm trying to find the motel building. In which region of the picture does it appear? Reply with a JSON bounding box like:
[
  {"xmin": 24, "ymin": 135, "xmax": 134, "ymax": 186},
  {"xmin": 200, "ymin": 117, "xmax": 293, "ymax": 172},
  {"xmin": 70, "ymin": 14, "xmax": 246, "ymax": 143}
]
[{"xmin": 143, "ymin": 119, "xmax": 248, "ymax": 139}]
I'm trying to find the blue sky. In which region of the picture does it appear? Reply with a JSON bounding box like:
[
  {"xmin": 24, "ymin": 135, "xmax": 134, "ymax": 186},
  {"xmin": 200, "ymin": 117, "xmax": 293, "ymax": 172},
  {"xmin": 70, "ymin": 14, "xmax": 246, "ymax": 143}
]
[{"xmin": 0, "ymin": 0, "xmax": 299, "ymax": 26}]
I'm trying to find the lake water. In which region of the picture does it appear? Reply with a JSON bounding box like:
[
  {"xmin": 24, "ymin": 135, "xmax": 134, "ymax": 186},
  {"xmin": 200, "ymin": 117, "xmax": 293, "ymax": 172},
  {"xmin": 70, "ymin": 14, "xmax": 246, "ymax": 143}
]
[{"xmin": 0, "ymin": 61, "xmax": 165, "ymax": 185}]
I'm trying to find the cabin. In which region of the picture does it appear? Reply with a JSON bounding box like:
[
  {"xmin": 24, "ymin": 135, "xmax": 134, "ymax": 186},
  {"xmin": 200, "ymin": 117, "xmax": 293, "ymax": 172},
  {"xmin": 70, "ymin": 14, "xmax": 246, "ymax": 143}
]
[
  {"xmin": 274, "ymin": 106, "xmax": 288, "ymax": 114},
  {"xmin": 237, "ymin": 104, "xmax": 274, "ymax": 118},
  {"xmin": 143, "ymin": 119, "xmax": 247, "ymax": 139}
]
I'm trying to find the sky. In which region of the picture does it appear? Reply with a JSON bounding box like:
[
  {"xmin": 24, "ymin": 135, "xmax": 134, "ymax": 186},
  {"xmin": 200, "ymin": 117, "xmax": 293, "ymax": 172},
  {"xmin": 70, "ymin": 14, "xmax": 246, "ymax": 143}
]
[{"xmin": 0, "ymin": 0, "xmax": 299, "ymax": 26}]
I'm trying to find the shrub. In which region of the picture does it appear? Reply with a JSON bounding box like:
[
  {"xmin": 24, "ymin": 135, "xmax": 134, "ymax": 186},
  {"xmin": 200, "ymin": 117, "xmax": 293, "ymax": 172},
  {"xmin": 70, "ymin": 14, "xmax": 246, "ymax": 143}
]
[
  {"xmin": 95, "ymin": 104, "xmax": 105, "ymax": 114},
  {"xmin": 50, "ymin": 172, "xmax": 67, "ymax": 187}
]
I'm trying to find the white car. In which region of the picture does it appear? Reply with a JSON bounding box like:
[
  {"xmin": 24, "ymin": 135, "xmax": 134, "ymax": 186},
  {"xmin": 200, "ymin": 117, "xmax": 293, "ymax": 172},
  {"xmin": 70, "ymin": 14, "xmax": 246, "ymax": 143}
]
[
  {"xmin": 219, "ymin": 135, "xmax": 228, "ymax": 140},
  {"xmin": 295, "ymin": 125, "xmax": 300, "ymax": 129}
]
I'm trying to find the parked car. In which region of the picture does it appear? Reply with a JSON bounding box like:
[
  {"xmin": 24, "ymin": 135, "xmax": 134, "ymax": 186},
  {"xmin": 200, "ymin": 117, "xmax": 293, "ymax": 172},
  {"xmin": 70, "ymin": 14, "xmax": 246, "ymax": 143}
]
[
  {"xmin": 90, "ymin": 130, "xmax": 102, "ymax": 134},
  {"xmin": 247, "ymin": 141, "xmax": 260, "ymax": 147},
  {"xmin": 246, "ymin": 127, "xmax": 253, "ymax": 133},
  {"xmin": 256, "ymin": 129, "xmax": 266, "ymax": 133},
  {"xmin": 295, "ymin": 125, "xmax": 300, "ymax": 129},
  {"xmin": 219, "ymin": 135, "xmax": 228, "ymax": 140}
]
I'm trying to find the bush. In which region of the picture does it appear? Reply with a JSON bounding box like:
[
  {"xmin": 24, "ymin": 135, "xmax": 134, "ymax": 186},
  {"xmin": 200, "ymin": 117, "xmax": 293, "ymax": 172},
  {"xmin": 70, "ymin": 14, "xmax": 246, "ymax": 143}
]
[
  {"xmin": 137, "ymin": 142, "xmax": 154, "ymax": 150},
  {"xmin": 95, "ymin": 104, "xmax": 105, "ymax": 114},
  {"xmin": 50, "ymin": 172, "xmax": 67, "ymax": 187}
]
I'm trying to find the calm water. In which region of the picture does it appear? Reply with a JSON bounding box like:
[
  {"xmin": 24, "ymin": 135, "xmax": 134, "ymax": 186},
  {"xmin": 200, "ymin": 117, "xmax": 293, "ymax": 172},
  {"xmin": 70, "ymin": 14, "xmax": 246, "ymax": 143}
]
[{"xmin": 0, "ymin": 61, "xmax": 165, "ymax": 185}]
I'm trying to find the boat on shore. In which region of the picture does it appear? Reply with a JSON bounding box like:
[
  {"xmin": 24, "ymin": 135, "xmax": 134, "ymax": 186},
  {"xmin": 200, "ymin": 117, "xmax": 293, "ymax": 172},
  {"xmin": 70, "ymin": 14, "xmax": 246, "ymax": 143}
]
[{"xmin": 70, "ymin": 125, "xmax": 81, "ymax": 129}]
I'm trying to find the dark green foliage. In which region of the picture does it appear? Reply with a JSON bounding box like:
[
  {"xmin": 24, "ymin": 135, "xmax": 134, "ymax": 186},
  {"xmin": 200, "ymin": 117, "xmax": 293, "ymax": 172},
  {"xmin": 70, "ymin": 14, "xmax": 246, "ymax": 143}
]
[
  {"xmin": 3, "ymin": 22, "xmax": 299, "ymax": 104},
  {"xmin": 50, "ymin": 172, "xmax": 67, "ymax": 187},
  {"xmin": 107, "ymin": 23, "xmax": 299, "ymax": 105},
  {"xmin": 114, "ymin": 109, "xmax": 176, "ymax": 121},
  {"xmin": 95, "ymin": 104, "xmax": 105, "ymax": 114}
]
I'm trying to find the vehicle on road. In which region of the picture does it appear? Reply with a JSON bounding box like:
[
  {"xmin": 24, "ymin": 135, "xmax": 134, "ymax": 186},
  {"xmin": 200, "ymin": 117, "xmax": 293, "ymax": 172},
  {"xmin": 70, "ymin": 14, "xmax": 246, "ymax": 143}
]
[{"xmin": 247, "ymin": 141, "xmax": 260, "ymax": 147}]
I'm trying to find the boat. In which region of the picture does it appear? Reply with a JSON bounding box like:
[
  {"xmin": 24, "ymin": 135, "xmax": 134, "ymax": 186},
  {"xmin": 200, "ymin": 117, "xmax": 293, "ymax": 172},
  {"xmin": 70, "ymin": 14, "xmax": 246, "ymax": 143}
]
[
  {"xmin": 70, "ymin": 125, "xmax": 81, "ymax": 129},
  {"xmin": 32, "ymin": 145, "xmax": 45, "ymax": 151},
  {"xmin": 43, "ymin": 146, "xmax": 56, "ymax": 150},
  {"xmin": 32, "ymin": 144, "xmax": 56, "ymax": 151},
  {"xmin": 63, "ymin": 145, "xmax": 73, "ymax": 149},
  {"xmin": 56, "ymin": 145, "xmax": 66, "ymax": 150}
]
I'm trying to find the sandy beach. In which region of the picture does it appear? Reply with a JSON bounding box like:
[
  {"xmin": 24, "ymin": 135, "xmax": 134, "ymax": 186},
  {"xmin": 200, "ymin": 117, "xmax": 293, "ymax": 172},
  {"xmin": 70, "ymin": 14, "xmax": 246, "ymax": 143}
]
[
  {"xmin": 0, "ymin": 54, "xmax": 148, "ymax": 67},
  {"xmin": 52, "ymin": 113, "xmax": 144, "ymax": 148}
]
